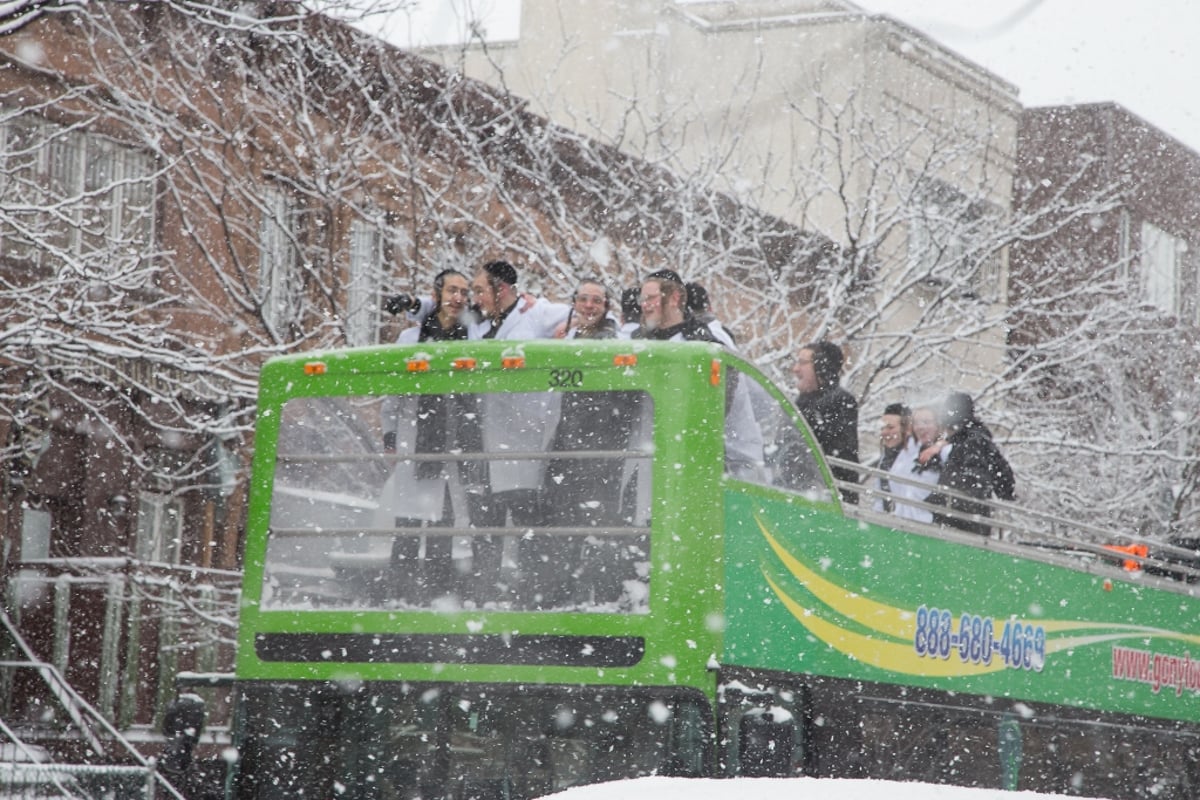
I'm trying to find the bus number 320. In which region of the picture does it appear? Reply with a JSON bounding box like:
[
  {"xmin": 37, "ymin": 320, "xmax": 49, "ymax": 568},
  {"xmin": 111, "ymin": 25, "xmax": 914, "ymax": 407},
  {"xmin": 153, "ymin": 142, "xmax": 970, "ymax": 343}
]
[
  {"xmin": 548, "ymin": 368, "xmax": 584, "ymax": 387},
  {"xmin": 913, "ymin": 605, "xmax": 1045, "ymax": 672}
]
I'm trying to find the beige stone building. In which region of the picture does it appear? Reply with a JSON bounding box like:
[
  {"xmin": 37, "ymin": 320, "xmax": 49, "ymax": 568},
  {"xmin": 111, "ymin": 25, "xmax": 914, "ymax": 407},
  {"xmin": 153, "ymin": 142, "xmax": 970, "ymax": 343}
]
[{"xmin": 431, "ymin": 1, "xmax": 1012, "ymax": 230}]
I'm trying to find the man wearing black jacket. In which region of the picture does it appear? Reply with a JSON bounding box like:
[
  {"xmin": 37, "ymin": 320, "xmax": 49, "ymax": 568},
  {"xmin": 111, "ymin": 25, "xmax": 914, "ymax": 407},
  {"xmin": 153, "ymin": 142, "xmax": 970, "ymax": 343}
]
[
  {"xmin": 929, "ymin": 391, "xmax": 1015, "ymax": 536},
  {"xmin": 792, "ymin": 340, "xmax": 860, "ymax": 503}
]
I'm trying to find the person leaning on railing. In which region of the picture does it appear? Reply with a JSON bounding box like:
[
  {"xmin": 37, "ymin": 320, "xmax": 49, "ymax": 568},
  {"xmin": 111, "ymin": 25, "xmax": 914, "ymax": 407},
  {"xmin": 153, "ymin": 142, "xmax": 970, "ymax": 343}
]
[{"xmin": 926, "ymin": 391, "xmax": 1015, "ymax": 536}]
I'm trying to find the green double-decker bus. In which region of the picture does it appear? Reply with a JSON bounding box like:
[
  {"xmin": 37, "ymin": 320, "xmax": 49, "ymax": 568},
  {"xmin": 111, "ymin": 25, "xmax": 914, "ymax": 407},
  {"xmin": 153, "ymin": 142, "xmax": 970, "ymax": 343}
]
[{"xmin": 230, "ymin": 339, "xmax": 1200, "ymax": 799}]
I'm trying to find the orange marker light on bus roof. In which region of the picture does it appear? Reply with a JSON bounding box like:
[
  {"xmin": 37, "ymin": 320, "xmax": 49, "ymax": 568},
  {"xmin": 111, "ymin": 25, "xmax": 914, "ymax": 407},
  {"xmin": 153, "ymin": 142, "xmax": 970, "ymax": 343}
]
[
  {"xmin": 452, "ymin": 357, "xmax": 478, "ymax": 370},
  {"xmin": 500, "ymin": 346, "xmax": 526, "ymax": 369},
  {"xmin": 406, "ymin": 358, "xmax": 430, "ymax": 372},
  {"xmin": 613, "ymin": 353, "xmax": 637, "ymax": 367},
  {"xmin": 710, "ymin": 359, "xmax": 722, "ymax": 386},
  {"xmin": 303, "ymin": 361, "xmax": 327, "ymax": 376}
]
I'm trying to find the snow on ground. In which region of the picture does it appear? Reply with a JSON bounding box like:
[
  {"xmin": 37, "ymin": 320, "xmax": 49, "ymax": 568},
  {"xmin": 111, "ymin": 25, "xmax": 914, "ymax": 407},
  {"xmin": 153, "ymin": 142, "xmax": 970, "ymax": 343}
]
[{"xmin": 539, "ymin": 776, "xmax": 1108, "ymax": 800}]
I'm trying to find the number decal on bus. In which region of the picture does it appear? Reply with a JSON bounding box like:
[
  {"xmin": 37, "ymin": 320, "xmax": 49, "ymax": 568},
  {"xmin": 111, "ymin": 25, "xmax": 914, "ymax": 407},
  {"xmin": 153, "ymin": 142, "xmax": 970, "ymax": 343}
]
[
  {"xmin": 915, "ymin": 605, "xmax": 1044, "ymax": 672},
  {"xmin": 549, "ymin": 368, "xmax": 584, "ymax": 387}
]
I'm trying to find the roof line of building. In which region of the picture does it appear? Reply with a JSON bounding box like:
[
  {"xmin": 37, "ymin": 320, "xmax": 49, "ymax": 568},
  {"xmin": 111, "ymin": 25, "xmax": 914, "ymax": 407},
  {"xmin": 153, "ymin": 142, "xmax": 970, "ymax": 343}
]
[{"xmin": 669, "ymin": 1, "xmax": 1020, "ymax": 105}]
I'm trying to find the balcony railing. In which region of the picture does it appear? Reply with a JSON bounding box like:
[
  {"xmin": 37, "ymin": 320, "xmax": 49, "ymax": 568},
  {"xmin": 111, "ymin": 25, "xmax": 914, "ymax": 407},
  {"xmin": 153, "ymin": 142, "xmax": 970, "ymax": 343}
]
[
  {"xmin": 0, "ymin": 608, "xmax": 188, "ymax": 799},
  {"xmin": 4, "ymin": 558, "xmax": 240, "ymax": 737}
]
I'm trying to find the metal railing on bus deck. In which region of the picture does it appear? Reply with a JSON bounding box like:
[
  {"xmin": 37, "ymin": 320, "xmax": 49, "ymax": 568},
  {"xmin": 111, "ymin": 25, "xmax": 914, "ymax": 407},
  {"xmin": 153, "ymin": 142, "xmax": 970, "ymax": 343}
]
[
  {"xmin": 272, "ymin": 445, "xmax": 654, "ymax": 542},
  {"xmin": 826, "ymin": 456, "xmax": 1200, "ymax": 587}
]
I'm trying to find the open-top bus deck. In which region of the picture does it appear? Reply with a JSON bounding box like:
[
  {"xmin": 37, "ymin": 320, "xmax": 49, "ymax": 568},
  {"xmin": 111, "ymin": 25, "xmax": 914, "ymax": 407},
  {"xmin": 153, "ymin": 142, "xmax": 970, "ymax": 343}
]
[{"xmin": 231, "ymin": 339, "xmax": 1200, "ymax": 800}]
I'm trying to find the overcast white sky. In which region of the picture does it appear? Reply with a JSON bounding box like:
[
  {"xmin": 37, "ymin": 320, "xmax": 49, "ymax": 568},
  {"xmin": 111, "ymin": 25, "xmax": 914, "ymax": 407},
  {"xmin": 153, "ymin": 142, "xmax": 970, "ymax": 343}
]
[
  {"xmin": 855, "ymin": 0, "xmax": 1200, "ymax": 153},
  {"xmin": 372, "ymin": 0, "xmax": 1200, "ymax": 154}
]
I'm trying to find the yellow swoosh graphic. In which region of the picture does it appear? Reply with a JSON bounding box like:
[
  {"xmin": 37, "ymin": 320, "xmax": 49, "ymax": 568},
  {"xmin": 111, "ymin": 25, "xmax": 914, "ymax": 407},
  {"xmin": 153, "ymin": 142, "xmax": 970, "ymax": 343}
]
[
  {"xmin": 763, "ymin": 571, "xmax": 1004, "ymax": 676},
  {"xmin": 755, "ymin": 513, "xmax": 1200, "ymax": 677},
  {"xmin": 757, "ymin": 514, "xmax": 914, "ymax": 641}
]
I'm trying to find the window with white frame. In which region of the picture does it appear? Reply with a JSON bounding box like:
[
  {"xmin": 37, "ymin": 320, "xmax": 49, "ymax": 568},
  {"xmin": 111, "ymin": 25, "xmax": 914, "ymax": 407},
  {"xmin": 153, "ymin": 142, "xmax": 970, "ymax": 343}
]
[
  {"xmin": 1140, "ymin": 220, "xmax": 1185, "ymax": 316},
  {"xmin": 20, "ymin": 504, "xmax": 51, "ymax": 561},
  {"xmin": 0, "ymin": 112, "xmax": 155, "ymax": 269},
  {"xmin": 0, "ymin": 114, "xmax": 48, "ymax": 263},
  {"xmin": 345, "ymin": 217, "xmax": 383, "ymax": 346},
  {"xmin": 259, "ymin": 187, "xmax": 301, "ymax": 333},
  {"xmin": 135, "ymin": 492, "xmax": 183, "ymax": 564},
  {"xmin": 83, "ymin": 139, "xmax": 156, "ymax": 258}
]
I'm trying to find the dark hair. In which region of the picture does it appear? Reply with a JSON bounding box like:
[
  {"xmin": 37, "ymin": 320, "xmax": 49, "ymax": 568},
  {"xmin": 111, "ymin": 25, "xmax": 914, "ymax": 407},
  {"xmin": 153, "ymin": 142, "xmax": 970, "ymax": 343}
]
[
  {"xmin": 482, "ymin": 259, "xmax": 518, "ymax": 287},
  {"xmin": 941, "ymin": 391, "xmax": 976, "ymax": 430},
  {"xmin": 685, "ymin": 282, "xmax": 710, "ymax": 314},
  {"xmin": 883, "ymin": 402, "xmax": 909, "ymax": 418},
  {"xmin": 646, "ymin": 268, "xmax": 683, "ymax": 287},
  {"xmin": 645, "ymin": 268, "xmax": 685, "ymax": 304},
  {"xmin": 805, "ymin": 340, "xmax": 845, "ymax": 389},
  {"xmin": 433, "ymin": 268, "xmax": 463, "ymax": 293},
  {"xmin": 432, "ymin": 269, "xmax": 465, "ymax": 311}
]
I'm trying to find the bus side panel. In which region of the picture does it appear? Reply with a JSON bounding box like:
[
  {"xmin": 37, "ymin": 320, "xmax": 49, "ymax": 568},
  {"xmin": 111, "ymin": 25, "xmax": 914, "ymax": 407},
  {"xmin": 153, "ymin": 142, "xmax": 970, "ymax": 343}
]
[{"xmin": 721, "ymin": 487, "xmax": 1200, "ymax": 725}]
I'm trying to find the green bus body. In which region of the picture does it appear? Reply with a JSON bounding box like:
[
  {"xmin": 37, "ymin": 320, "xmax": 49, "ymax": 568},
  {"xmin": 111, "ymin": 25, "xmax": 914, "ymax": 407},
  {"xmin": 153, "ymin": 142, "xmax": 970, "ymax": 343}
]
[
  {"xmin": 232, "ymin": 340, "xmax": 1200, "ymax": 799},
  {"xmin": 729, "ymin": 491, "xmax": 1200, "ymax": 717}
]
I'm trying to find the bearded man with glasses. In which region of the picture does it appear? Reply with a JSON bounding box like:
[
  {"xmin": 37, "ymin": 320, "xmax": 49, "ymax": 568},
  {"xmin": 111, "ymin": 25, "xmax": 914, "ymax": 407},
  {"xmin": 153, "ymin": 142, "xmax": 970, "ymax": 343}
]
[{"xmin": 632, "ymin": 269, "xmax": 718, "ymax": 343}]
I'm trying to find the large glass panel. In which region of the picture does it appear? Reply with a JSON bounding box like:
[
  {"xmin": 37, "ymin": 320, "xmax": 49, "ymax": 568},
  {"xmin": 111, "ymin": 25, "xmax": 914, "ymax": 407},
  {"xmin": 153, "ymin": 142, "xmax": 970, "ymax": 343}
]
[
  {"xmin": 264, "ymin": 390, "xmax": 654, "ymax": 613},
  {"xmin": 0, "ymin": 113, "xmax": 47, "ymax": 264},
  {"xmin": 236, "ymin": 682, "xmax": 707, "ymax": 800},
  {"xmin": 259, "ymin": 187, "xmax": 299, "ymax": 331},
  {"xmin": 46, "ymin": 129, "xmax": 82, "ymax": 254},
  {"xmin": 722, "ymin": 368, "xmax": 766, "ymax": 482},
  {"xmin": 725, "ymin": 368, "xmax": 829, "ymax": 501},
  {"xmin": 81, "ymin": 136, "xmax": 116, "ymax": 256},
  {"xmin": 118, "ymin": 148, "xmax": 156, "ymax": 252},
  {"xmin": 1142, "ymin": 220, "xmax": 1182, "ymax": 316}
]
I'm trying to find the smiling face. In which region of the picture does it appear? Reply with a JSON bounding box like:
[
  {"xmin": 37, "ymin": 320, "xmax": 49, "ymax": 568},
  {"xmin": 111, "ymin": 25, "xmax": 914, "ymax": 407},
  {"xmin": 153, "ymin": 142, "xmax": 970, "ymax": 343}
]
[
  {"xmin": 911, "ymin": 406, "xmax": 940, "ymax": 446},
  {"xmin": 436, "ymin": 273, "xmax": 470, "ymax": 323},
  {"xmin": 639, "ymin": 278, "xmax": 684, "ymax": 332},
  {"xmin": 471, "ymin": 270, "xmax": 497, "ymax": 318},
  {"xmin": 637, "ymin": 279, "xmax": 665, "ymax": 331},
  {"xmin": 880, "ymin": 412, "xmax": 905, "ymax": 450},
  {"xmin": 573, "ymin": 281, "xmax": 608, "ymax": 329}
]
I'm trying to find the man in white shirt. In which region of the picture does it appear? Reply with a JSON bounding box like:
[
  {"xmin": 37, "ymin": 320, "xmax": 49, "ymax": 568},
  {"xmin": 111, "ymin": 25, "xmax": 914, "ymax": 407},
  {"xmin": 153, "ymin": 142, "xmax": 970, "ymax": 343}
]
[
  {"xmin": 635, "ymin": 269, "xmax": 763, "ymax": 478},
  {"xmin": 470, "ymin": 260, "xmax": 569, "ymax": 340},
  {"xmin": 386, "ymin": 259, "xmax": 569, "ymax": 341},
  {"xmin": 633, "ymin": 269, "xmax": 718, "ymax": 342},
  {"xmin": 464, "ymin": 261, "xmax": 570, "ymax": 602}
]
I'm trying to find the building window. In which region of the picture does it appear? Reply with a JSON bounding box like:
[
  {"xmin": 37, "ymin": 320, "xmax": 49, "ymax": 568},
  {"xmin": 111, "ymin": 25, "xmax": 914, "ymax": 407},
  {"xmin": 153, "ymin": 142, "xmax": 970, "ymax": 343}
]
[
  {"xmin": 83, "ymin": 140, "xmax": 156, "ymax": 259},
  {"xmin": 345, "ymin": 218, "xmax": 383, "ymax": 346},
  {"xmin": 1140, "ymin": 220, "xmax": 1186, "ymax": 317},
  {"xmin": 259, "ymin": 187, "xmax": 301, "ymax": 333},
  {"xmin": 0, "ymin": 112, "xmax": 156, "ymax": 270},
  {"xmin": 135, "ymin": 492, "xmax": 183, "ymax": 564},
  {"xmin": 20, "ymin": 504, "xmax": 51, "ymax": 561}
]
